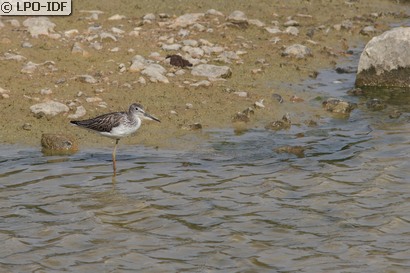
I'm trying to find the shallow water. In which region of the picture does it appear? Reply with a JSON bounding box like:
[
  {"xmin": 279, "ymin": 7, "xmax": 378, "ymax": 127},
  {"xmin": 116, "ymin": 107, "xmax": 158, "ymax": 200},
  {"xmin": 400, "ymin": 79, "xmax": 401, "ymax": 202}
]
[{"xmin": 2, "ymin": 61, "xmax": 410, "ymax": 273}]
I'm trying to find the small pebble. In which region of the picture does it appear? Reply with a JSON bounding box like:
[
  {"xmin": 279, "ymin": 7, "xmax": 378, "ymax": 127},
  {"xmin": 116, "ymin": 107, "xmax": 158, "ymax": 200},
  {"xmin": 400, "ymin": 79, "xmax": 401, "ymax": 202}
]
[
  {"xmin": 272, "ymin": 94, "xmax": 284, "ymax": 103},
  {"xmin": 366, "ymin": 98, "xmax": 386, "ymax": 111},
  {"xmin": 290, "ymin": 95, "xmax": 304, "ymax": 103},
  {"xmin": 254, "ymin": 99, "xmax": 265, "ymax": 108},
  {"xmin": 389, "ymin": 110, "xmax": 402, "ymax": 119},
  {"xmin": 22, "ymin": 123, "xmax": 32, "ymax": 131}
]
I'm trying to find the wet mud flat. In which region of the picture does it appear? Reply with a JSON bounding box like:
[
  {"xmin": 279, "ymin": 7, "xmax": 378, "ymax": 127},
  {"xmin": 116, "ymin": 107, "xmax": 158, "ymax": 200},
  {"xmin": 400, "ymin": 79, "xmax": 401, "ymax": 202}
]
[{"xmin": 0, "ymin": 0, "xmax": 408, "ymax": 150}]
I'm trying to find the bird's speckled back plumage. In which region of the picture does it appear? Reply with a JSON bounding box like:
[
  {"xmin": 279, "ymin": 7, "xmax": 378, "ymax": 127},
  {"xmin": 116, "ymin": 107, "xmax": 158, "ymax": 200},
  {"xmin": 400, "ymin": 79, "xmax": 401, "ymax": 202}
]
[{"xmin": 71, "ymin": 111, "xmax": 129, "ymax": 133}]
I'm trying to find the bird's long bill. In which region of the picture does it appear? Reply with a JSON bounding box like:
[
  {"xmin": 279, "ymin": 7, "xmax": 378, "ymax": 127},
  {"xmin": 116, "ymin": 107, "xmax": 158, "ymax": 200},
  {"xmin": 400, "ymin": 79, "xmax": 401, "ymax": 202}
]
[{"xmin": 144, "ymin": 112, "xmax": 160, "ymax": 122}]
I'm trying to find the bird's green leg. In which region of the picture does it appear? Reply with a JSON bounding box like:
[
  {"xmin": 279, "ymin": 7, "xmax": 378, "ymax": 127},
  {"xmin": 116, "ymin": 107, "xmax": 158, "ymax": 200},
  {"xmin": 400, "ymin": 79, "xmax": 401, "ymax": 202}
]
[{"xmin": 112, "ymin": 139, "xmax": 119, "ymax": 175}]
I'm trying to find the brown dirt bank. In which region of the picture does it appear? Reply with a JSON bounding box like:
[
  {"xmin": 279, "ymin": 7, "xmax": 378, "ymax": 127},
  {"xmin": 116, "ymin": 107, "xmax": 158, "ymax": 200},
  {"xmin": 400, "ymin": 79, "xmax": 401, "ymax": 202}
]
[{"xmin": 0, "ymin": 0, "xmax": 408, "ymax": 151}]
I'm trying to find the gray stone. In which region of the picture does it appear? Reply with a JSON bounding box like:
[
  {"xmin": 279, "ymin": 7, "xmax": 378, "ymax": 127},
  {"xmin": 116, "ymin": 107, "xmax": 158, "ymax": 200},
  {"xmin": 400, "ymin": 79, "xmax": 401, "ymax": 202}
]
[
  {"xmin": 77, "ymin": 75, "xmax": 97, "ymax": 84},
  {"xmin": 67, "ymin": 105, "xmax": 86, "ymax": 119},
  {"xmin": 169, "ymin": 13, "xmax": 204, "ymax": 28},
  {"xmin": 23, "ymin": 17, "xmax": 56, "ymax": 38},
  {"xmin": 206, "ymin": 9, "xmax": 224, "ymax": 17},
  {"xmin": 282, "ymin": 44, "xmax": 312, "ymax": 59},
  {"xmin": 21, "ymin": 61, "xmax": 39, "ymax": 73},
  {"xmin": 191, "ymin": 64, "xmax": 232, "ymax": 79},
  {"xmin": 2, "ymin": 52, "xmax": 26, "ymax": 61},
  {"xmin": 265, "ymin": 113, "xmax": 291, "ymax": 130},
  {"xmin": 356, "ymin": 27, "xmax": 410, "ymax": 87},
  {"xmin": 322, "ymin": 98, "xmax": 357, "ymax": 114},
  {"xmin": 265, "ymin": 26, "xmax": 281, "ymax": 34},
  {"xmin": 248, "ymin": 19, "xmax": 265, "ymax": 28},
  {"xmin": 143, "ymin": 13, "xmax": 156, "ymax": 21},
  {"xmin": 227, "ymin": 10, "xmax": 248, "ymax": 26},
  {"xmin": 360, "ymin": 25, "xmax": 377, "ymax": 36},
  {"xmin": 129, "ymin": 55, "xmax": 149, "ymax": 72},
  {"xmin": 141, "ymin": 64, "xmax": 169, "ymax": 83},
  {"xmin": 30, "ymin": 101, "xmax": 69, "ymax": 116},
  {"xmin": 284, "ymin": 20, "xmax": 300, "ymax": 27},
  {"xmin": 366, "ymin": 98, "xmax": 386, "ymax": 111},
  {"xmin": 162, "ymin": 44, "xmax": 182, "ymax": 51},
  {"xmin": 284, "ymin": 26, "xmax": 299, "ymax": 36}
]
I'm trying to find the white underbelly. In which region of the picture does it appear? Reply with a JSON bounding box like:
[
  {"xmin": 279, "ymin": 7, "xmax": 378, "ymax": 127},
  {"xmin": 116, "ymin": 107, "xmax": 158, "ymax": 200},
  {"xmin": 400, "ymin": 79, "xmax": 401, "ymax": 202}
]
[{"xmin": 100, "ymin": 123, "xmax": 140, "ymax": 139}]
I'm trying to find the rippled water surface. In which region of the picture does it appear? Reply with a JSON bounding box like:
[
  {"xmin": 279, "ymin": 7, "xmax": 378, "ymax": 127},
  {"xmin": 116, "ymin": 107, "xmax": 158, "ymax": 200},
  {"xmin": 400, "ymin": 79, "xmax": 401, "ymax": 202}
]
[{"xmin": 1, "ymin": 71, "xmax": 410, "ymax": 272}]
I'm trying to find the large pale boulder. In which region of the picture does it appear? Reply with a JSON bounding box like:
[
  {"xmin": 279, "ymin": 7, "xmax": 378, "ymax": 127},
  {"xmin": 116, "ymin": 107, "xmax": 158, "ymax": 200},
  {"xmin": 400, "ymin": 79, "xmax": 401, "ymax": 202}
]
[{"xmin": 355, "ymin": 27, "xmax": 410, "ymax": 88}]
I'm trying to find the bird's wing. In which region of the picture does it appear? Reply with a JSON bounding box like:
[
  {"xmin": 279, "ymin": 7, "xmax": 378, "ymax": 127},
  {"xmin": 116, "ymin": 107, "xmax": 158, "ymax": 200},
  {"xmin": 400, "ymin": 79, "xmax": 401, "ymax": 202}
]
[{"xmin": 71, "ymin": 112, "xmax": 126, "ymax": 133}]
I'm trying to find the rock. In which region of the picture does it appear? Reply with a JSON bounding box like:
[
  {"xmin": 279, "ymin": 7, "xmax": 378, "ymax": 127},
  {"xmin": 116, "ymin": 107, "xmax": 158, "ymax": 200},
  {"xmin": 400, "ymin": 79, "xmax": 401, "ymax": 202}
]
[
  {"xmin": 206, "ymin": 9, "xmax": 224, "ymax": 16},
  {"xmin": 248, "ymin": 19, "xmax": 265, "ymax": 28},
  {"xmin": 129, "ymin": 55, "xmax": 149, "ymax": 72},
  {"xmin": 290, "ymin": 95, "xmax": 304, "ymax": 102},
  {"xmin": 284, "ymin": 20, "xmax": 300, "ymax": 27},
  {"xmin": 0, "ymin": 87, "xmax": 10, "ymax": 99},
  {"xmin": 322, "ymin": 98, "xmax": 357, "ymax": 114},
  {"xmin": 137, "ymin": 76, "xmax": 146, "ymax": 84},
  {"xmin": 282, "ymin": 44, "xmax": 312, "ymax": 59},
  {"xmin": 201, "ymin": 45, "xmax": 224, "ymax": 54},
  {"xmin": 233, "ymin": 91, "xmax": 248, "ymax": 97},
  {"xmin": 141, "ymin": 64, "xmax": 169, "ymax": 83},
  {"xmin": 166, "ymin": 55, "xmax": 192, "ymax": 67},
  {"xmin": 40, "ymin": 88, "xmax": 52, "ymax": 95},
  {"xmin": 100, "ymin": 32, "xmax": 117, "ymax": 42},
  {"xmin": 21, "ymin": 61, "xmax": 39, "ymax": 73},
  {"xmin": 182, "ymin": 123, "xmax": 202, "ymax": 131},
  {"xmin": 265, "ymin": 26, "xmax": 282, "ymax": 34},
  {"xmin": 162, "ymin": 43, "xmax": 182, "ymax": 51},
  {"xmin": 2, "ymin": 52, "xmax": 26, "ymax": 61},
  {"xmin": 190, "ymin": 80, "xmax": 211, "ymax": 88},
  {"xmin": 77, "ymin": 75, "xmax": 97, "ymax": 84},
  {"xmin": 169, "ymin": 13, "xmax": 204, "ymax": 28},
  {"xmin": 71, "ymin": 42, "xmax": 88, "ymax": 56},
  {"xmin": 30, "ymin": 101, "xmax": 69, "ymax": 116},
  {"xmin": 111, "ymin": 27, "xmax": 125, "ymax": 35},
  {"xmin": 108, "ymin": 14, "xmax": 126, "ymax": 20},
  {"xmin": 356, "ymin": 27, "xmax": 410, "ymax": 87},
  {"xmin": 67, "ymin": 105, "xmax": 86, "ymax": 119},
  {"xmin": 22, "ymin": 123, "xmax": 32, "ymax": 131},
  {"xmin": 182, "ymin": 39, "xmax": 199, "ymax": 47},
  {"xmin": 21, "ymin": 42, "xmax": 33, "ymax": 48},
  {"xmin": 64, "ymin": 29, "xmax": 79, "ymax": 38},
  {"xmin": 191, "ymin": 64, "xmax": 232, "ymax": 79},
  {"xmin": 389, "ymin": 110, "xmax": 402, "ymax": 119},
  {"xmin": 275, "ymin": 145, "xmax": 305, "ymax": 157},
  {"xmin": 341, "ymin": 20, "xmax": 353, "ymax": 30},
  {"xmin": 41, "ymin": 133, "xmax": 78, "ymax": 155},
  {"xmin": 360, "ymin": 25, "xmax": 377, "ymax": 36},
  {"xmin": 182, "ymin": 46, "xmax": 204, "ymax": 58},
  {"xmin": 233, "ymin": 107, "xmax": 254, "ymax": 122},
  {"xmin": 85, "ymin": 97, "xmax": 102, "ymax": 103},
  {"xmin": 23, "ymin": 17, "xmax": 56, "ymax": 38},
  {"xmin": 272, "ymin": 93, "xmax": 284, "ymax": 103},
  {"xmin": 284, "ymin": 26, "xmax": 299, "ymax": 36},
  {"xmin": 254, "ymin": 99, "xmax": 265, "ymax": 108},
  {"xmin": 90, "ymin": 41, "xmax": 103, "ymax": 50},
  {"xmin": 143, "ymin": 13, "xmax": 156, "ymax": 21},
  {"xmin": 216, "ymin": 51, "xmax": 240, "ymax": 63},
  {"xmin": 265, "ymin": 113, "xmax": 291, "ymax": 130},
  {"xmin": 366, "ymin": 98, "xmax": 386, "ymax": 111},
  {"xmin": 227, "ymin": 11, "xmax": 248, "ymax": 27}
]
